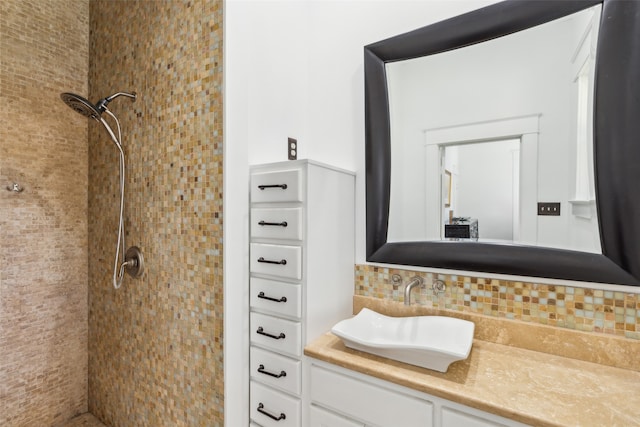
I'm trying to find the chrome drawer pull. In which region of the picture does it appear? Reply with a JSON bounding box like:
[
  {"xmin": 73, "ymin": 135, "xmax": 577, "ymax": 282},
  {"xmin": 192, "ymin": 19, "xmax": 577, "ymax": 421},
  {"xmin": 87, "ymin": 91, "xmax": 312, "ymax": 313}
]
[
  {"xmin": 256, "ymin": 326, "xmax": 285, "ymax": 340},
  {"xmin": 258, "ymin": 220, "xmax": 288, "ymax": 227},
  {"xmin": 258, "ymin": 292, "xmax": 287, "ymax": 303},
  {"xmin": 258, "ymin": 257, "xmax": 287, "ymax": 265},
  {"xmin": 257, "ymin": 403, "xmax": 286, "ymax": 421},
  {"xmin": 258, "ymin": 184, "xmax": 288, "ymax": 190},
  {"xmin": 258, "ymin": 364, "xmax": 287, "ymax": 378}
]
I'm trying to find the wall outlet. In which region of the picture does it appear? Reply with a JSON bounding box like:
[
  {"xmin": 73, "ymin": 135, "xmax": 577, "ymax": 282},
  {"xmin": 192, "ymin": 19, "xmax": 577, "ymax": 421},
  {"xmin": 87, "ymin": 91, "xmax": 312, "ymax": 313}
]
[
  {"xmin": 538, "ymin": 202, "xmax": 560, "ymax": 216},
  {"xmin": 288, "ymin": 137, "xmax": 297, "ymax": 160}
]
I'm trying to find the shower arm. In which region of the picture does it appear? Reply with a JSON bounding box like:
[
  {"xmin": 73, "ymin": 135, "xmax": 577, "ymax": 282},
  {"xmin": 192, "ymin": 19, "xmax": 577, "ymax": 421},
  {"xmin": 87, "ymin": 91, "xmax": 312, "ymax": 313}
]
[
  {"xmin": 96, "ymin": 92, "xmax": 137, "ymax": 114},
  {"xmin": 106, "ymin": 92, "xmax": 137, "ymax": 101}
]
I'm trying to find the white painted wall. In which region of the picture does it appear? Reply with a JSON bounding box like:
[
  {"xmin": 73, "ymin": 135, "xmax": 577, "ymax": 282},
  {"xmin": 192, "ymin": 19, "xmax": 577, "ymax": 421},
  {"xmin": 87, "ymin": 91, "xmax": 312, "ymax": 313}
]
[{"xmin": 225, "ymin": 1, "xmax": 499, "ymax": 424}]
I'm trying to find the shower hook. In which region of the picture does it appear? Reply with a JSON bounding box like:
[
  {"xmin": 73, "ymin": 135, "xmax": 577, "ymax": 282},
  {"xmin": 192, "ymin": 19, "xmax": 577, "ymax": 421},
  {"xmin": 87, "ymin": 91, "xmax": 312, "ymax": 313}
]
[{"xmin": 6, "ymin": 183, "xmax": 24, "ymax": 193}]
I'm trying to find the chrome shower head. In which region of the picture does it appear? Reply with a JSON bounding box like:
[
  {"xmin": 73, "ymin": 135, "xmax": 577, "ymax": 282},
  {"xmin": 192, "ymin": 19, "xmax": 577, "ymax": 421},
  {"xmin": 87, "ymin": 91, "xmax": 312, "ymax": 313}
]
[
  {"xmin": 60, "ymin": 91, "xmax": 137, "ymax": 119},
  {"xmin": 60, "ymin": 92, "xmax": 101, "ymax": 120},
  {"xmin": 60, "ymin": 90, "xmax": 137, "ymax": 151}
]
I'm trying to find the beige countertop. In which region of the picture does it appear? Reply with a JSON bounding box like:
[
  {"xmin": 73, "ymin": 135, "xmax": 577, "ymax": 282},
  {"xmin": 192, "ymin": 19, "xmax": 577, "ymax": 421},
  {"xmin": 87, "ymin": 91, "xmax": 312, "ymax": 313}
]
[{"xmin": 304, "ymin": 297, "xmax": 640, "ymax": 427}]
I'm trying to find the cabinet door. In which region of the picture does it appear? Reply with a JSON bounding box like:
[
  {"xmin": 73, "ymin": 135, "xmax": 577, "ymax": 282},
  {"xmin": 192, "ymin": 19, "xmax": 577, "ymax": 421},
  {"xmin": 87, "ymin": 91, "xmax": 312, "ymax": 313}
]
[
  {"xmin": 310, "ymin": 365, "xmax": 433, "ymax": 427},
  {"xmin": 310, "ymin": 405, "xmax": 364, "ymax": 427},
  {"xmin": 442, "ymin": 408, "xmax": 508, "ymax": 427}
]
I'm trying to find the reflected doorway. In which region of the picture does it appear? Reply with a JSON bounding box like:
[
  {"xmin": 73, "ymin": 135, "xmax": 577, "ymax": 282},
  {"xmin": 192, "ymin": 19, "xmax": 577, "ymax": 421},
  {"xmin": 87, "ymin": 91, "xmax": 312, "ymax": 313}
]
[{"xmin": 441, "ymin": 139, "xmax": 520, "ymax": 242}]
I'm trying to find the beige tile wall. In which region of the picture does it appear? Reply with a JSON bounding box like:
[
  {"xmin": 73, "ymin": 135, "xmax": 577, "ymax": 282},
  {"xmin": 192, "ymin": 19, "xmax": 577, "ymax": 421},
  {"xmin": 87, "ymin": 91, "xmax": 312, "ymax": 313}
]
[
  {"xmin": 88, "ymin": 1, "xmax": 223, "ymax": 426},
  {"xmin": 0, "ymin": 1, "xmax": 90, "ymax": 426}
]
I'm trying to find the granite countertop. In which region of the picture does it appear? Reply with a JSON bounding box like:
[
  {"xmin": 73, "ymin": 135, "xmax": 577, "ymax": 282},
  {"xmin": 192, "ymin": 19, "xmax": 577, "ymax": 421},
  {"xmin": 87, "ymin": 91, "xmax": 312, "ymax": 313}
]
[{"xmin": 304, "ymin": 297, "xmax": 640, "ymax": 427}]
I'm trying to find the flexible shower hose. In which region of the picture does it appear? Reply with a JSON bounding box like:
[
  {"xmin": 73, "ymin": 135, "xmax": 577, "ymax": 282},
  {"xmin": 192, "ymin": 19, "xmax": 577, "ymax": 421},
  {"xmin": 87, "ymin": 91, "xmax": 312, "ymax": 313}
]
[{"xmin": 104, "ymin": 109, "xmax": 127, "ymax": 289}]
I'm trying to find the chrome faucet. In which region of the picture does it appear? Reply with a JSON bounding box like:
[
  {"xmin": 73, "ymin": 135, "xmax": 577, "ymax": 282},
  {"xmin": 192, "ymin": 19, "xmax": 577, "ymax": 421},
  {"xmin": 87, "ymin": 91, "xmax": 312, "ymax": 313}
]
[{"xmin": 403, "ymin": 276, "xmax": 424, "ymax": 306}]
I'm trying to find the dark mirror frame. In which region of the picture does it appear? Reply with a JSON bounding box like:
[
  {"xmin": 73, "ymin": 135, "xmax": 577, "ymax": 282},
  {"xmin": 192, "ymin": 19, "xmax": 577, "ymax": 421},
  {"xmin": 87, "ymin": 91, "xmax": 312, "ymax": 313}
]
[{"xmin": 365, "ymin": 0, "xmax": 640, "ymax": 285}]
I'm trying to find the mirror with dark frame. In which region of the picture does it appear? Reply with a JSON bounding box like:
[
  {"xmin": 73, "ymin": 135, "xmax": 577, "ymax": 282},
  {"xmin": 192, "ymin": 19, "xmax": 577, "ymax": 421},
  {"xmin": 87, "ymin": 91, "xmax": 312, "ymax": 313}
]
[{"xmin": 365, "ymin": 0, "xmax": 640, "ymax": 285}]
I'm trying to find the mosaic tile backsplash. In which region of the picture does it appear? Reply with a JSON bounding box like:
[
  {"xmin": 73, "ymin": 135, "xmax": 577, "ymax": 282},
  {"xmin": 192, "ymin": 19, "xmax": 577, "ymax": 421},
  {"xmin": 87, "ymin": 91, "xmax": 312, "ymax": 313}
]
[
  {"xmin": 0, "ymin": 1, "xmax": 90, "ymax": 426},
  {"xmin": 355, "ymin": 264, "xmax": 640, "ymax": 340},
  {"xmin": 88, "ymin": 1, "xmax": 223, "ymax": 426}
]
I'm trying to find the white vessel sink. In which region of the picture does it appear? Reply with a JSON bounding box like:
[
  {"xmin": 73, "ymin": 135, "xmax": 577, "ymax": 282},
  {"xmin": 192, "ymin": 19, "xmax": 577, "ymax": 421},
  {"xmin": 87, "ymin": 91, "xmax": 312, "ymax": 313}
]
[{"xmin": 331, "ymin": 308, "xmax": 475, "ymax": 372}]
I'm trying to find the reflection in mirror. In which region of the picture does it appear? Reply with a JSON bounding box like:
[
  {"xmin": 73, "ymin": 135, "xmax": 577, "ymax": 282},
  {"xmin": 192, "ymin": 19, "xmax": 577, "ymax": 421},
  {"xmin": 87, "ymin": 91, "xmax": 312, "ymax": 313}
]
[
  {"xmin": 386, "ymin": 4, "xmax": 601, "ymax": 254},
  {"xmin": 442, "ymin": 139, "xmax": 520, "ymax": 243}
]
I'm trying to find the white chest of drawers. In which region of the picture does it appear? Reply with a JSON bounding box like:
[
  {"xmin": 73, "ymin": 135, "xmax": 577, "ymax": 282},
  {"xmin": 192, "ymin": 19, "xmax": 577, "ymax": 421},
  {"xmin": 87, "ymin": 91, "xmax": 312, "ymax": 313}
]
[{"xmin": 249, "ymin": 160, "xmax": 355, "ymax": 427}]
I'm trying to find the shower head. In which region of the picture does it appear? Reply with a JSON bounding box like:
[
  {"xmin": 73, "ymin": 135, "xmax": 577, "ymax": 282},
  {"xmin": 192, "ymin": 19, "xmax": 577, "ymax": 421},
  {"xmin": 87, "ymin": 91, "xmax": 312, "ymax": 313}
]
[
  {"xmin": 60, "ymin": 91, "xmax": 137, "ymax": 119},
  {"xmin": 60, "ymin": 92, "xmax": 101, "ymax": 120},
  {"xmin": 60, "ymin": 90, "xmax": 137, "ymax": 151}
]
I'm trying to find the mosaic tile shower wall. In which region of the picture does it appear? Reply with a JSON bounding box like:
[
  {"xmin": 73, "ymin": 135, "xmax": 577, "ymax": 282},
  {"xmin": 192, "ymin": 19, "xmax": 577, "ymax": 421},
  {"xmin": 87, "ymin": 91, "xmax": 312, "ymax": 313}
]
[
  {"xmin": 0, "ymin": 1, "xmax": 90, "ymax": 425},
  {"xmin": 355, "ymin": 265, "xmax": 640, "ymax": 340},
  {"xmin": 88, "ymin": 1, "xmax": 223, "ymax": 426}
]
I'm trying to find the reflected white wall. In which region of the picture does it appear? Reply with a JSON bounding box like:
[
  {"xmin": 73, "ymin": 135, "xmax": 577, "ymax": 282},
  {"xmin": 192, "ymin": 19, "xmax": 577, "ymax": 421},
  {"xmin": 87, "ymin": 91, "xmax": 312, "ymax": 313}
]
[{"xmin": 453, "ymin": 140, "xmax": 519, "ymax": 241}]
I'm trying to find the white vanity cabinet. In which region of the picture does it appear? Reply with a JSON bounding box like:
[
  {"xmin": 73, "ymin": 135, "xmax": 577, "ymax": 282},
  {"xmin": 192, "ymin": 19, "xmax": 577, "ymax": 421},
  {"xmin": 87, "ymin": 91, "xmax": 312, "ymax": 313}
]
[
  {"xmin": 249, "ymin": 160, "xmax": 355, "ymax": 427},
  {"xmin": 308, "ymin": 360, "xmax": 530, "ymax": 427}
]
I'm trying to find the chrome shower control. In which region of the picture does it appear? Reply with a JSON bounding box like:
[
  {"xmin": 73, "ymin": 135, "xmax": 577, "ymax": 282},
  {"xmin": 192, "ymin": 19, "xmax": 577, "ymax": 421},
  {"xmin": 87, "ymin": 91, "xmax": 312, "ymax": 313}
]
[{"xmin": 124, "ymin": 246, "xmax": 144, "ymax": 278}]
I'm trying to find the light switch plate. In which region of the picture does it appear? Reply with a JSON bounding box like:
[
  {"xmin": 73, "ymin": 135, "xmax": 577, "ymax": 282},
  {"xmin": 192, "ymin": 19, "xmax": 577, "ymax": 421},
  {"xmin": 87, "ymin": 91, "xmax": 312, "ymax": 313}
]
[{"xmin": 538, "ymin": 202, "xmax": 561, "ymax": 216}]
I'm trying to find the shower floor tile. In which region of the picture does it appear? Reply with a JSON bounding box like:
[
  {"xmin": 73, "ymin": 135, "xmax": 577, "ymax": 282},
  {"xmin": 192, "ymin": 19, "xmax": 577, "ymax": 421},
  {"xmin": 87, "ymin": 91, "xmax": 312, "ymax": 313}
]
[{"xmin": 64, "ymin": 413, "xmax": 106, "ymax": 427}]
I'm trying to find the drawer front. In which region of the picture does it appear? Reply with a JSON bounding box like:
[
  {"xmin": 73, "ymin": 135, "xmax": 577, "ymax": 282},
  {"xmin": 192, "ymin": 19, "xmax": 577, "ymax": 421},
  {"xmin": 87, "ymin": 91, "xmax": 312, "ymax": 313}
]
[
  {"xmin": 442, "ymin": 408, "xmax": 512, "ymax": 427},
  {"xmin": 310, "ymin": 365, "xmax": 433, "ymax": 427},
  {"xmin": 251, "ymin": 207, "xmax": 303, "ymax": 241},
  {"xmin": 250, "ymin": 380, "xmax": 301, "ymax": 427},
  {"xmin": 251, "ymin": 169, "xmax": 302, "ymax": 203},
  {"xmin": 250, "ymin": 347, "xmax": 301, "ymax": 395},
  {"xmin": 251, "ymin": 312, "xmax": 302, "ymax": 357},
  {"xmin": 310, "ymin": 405, "xmax": 365, "ymax": 427},
  {"xmin": 250, "ymin": 278, "xmax": 302, "ymax": 319},
  {"xmin": 250, "ymin": 243, "xmax": 302, "ymax": 280}
]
